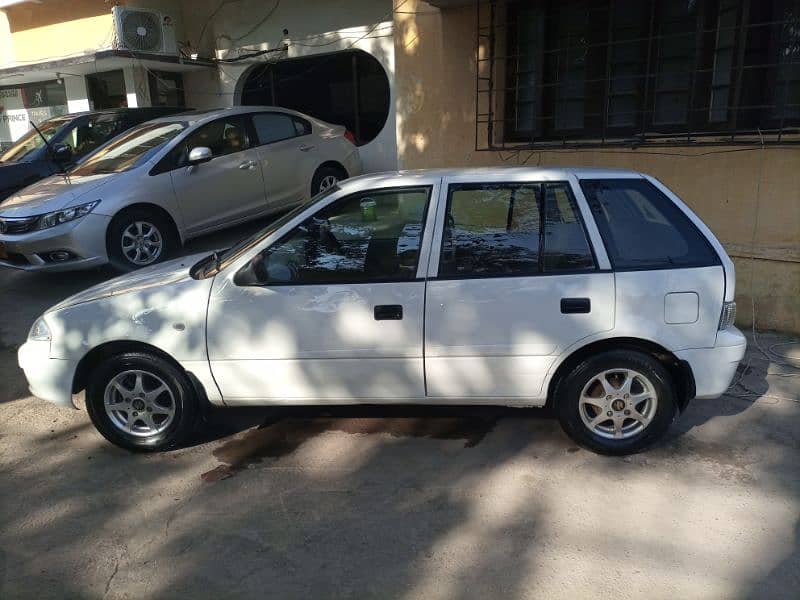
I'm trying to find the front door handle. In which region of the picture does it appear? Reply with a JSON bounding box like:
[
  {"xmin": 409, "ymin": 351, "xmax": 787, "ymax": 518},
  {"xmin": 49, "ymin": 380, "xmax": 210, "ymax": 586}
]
[
  {"xmin": 374, "ymin": 305, "xmax": 403, "ymax": 320},
  {"xmin": 238, "ymin": 160, "xmax": 257, "ymax": 170},
  {"xmin": 298, "ymin": 144, "xmax": 315, "ymax": 152},
  {"xmin": 561, "ymin": 297, "xmax": 591, "ymax": 314}
]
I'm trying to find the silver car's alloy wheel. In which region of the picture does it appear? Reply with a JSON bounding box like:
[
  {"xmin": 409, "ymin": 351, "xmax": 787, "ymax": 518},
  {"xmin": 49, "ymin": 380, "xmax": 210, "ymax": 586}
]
[
  {"xmin": 319, "ymin": 174, "xmax": 338, "ymax": 191},
  {"xmin": 578, "ymin": 368, "xmax": 658, "ymax": 440},
  {"xmin": 121, "ymin": 221, "xmax": 163, "ymax": 266},
  {"xmin": 104, "ymin": 370, "xmax": 176, "ymax": 438}
]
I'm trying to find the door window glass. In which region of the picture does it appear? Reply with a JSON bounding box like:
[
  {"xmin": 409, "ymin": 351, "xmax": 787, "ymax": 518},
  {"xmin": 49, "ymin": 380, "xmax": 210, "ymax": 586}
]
[
  {"xmin": 175, "ymin": 116, "xmax": 251, "ymax": 166},
  {"xmin": 580, "ymin": 178, "xmax": 720, "ymax": 269},
  {"xmin": 542, "ymin": 183, "xmax": 595, "ymax": 271},
  {"xmin": 253, "ymin": 113, "xmax": 297, "ymax": 144},
  {"xmin": 62, "ymin": 115, "xmax": 125, "ymax": 159},
  {"xmin": 440, "ymin": 182, "xmax": 595, "ymax": 277},
  {"xmin": 248, "ymin": 187, "xmax": 430, "ymax": 284}
]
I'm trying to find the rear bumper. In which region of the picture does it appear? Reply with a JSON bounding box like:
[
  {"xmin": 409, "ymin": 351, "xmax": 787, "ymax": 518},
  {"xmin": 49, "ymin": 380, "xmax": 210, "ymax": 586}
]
[
  {"xmin": 675, "ymin": 328, "xmax": 747, "ymax": 399},
  {"xmin": 18, "ymin": 340, "xmax": 79, "ymax": 408}
]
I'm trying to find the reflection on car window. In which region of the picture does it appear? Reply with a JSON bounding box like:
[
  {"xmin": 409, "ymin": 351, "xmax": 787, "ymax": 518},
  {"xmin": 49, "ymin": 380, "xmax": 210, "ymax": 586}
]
[
  {"xmin": 440, "ymin": 182, "xmax": 595, "ymax": 277},
  {"xmin": 251, "ymin": 187, "xmax": 430, "ymax": 284},
  {"xmin": 62, "ymin": 115, "xmax": 124, "ymax": 160},
  {"xmin": 0, "ymin": 117, "xmax": 67, "ymax": 163},
  {"xmin": 253, "ymin": 113, "xmax": 297, "ymax": 144}
]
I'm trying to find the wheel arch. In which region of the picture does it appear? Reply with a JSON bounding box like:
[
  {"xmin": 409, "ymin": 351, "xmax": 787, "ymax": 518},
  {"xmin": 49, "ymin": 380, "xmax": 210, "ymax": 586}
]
[
  {"xmin": 315, "ymin": 160, "xmax": 348, "ymax": 179},
  {"xmin": 72, "ymin": 340, "xmax": 210, "ymax": 407},
  {"xmin": 546, "ymin": 337, "xmax": 696, "ymax": 413}
]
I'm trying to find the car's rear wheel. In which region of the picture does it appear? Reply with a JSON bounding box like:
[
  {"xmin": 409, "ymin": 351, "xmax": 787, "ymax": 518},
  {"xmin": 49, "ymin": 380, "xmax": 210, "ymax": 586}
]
[
  {"xmin": 85, "ymin": 352, "xmax": 198, "ymax": 452},
  {"xmin": 555, "ymin": 350, "xmax": 677, "ymax": 455},
  {"xmin": 311, "ymin": 165, "xmax": 346, "ymax": 196},
  {"xmin": 108, "ymin": 208, "xmax": 176, "ymax": 271}
]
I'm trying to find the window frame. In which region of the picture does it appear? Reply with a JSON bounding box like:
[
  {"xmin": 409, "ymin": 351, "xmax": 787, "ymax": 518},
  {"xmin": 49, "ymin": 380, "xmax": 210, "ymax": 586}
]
[
  {"xmin": 432, "ymin": 180, "xmax": 600, "ymax": 281},
  {"xmin": 237, "ymin": 185, "xmax": 435, "ymax": 287}
]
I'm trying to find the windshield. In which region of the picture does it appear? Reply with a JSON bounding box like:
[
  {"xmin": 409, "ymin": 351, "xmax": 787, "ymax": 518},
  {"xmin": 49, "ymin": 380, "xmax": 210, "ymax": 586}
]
[
  {"xmin": 193, "ymin": 185, "xmax": 342, "ymax": 278},
  {"xmin": 0, "ymin": 117, "xmax": 69, "ymax": 163},
  {"xmin": 71, "ymin": 121, "xmax": 187, "ymax": 176}
]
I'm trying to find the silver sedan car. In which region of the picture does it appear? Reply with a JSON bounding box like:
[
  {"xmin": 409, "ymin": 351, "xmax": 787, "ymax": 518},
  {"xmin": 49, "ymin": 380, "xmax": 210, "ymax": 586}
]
[{"xmin": 0, "ymin": 106, "xmax": 361, "ymax": 271}]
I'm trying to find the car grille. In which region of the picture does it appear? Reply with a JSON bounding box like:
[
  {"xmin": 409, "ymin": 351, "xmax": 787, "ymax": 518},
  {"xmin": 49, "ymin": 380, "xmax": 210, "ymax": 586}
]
[{"xmin": 0, "ymin": 216, "xmax": 38, "ymax": 235}]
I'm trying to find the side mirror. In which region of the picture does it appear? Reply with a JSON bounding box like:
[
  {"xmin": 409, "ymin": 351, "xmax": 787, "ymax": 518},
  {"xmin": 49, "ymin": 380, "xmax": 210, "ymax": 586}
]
[
  {"xmin": 50, "ymin": 143, "xmax": 72, "ymax": 164},
  {"xmin": 188, "ymin": 146, "xmax": 213, "ymax": 165}
]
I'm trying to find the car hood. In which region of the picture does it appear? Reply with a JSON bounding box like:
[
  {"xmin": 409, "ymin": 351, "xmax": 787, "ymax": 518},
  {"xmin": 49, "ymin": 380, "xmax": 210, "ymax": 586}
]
[
  {"xmin": 0, "ymin": 172, "xmax": 114, "ymax": 217},
  {"xmin": 0, "ymin": 161, "xmax": 41, "ymax": 201},
  {"xmin": 49, "ymin": 253, "xmax": 209, "ymax": 312}
]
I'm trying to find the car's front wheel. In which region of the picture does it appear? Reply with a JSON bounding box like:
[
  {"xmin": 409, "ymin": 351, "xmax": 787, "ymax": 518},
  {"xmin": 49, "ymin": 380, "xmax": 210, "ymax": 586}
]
[
  {"xmin": 85, "ymin": 352, "xmax": 198, "ymax": 452},
  {"xmin": 555, "ymin": 350, "xmax": 678, "ymax": 455},
  {"xmin": 107, "ymin": 208, "xmax": 176, "ymax": 271}
]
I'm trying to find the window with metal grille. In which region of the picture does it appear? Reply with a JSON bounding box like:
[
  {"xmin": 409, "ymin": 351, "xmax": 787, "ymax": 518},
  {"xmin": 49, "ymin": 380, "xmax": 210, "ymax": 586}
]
[{"xmin": 476, "ymin": 0, "xmax": 800, "ymax": 149}]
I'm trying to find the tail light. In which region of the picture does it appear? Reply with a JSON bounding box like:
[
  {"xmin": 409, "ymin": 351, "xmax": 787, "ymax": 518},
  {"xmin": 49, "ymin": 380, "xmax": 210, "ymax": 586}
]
[
  {"xmin": 344, "ymin": 130, "xmax": 356, "ymax": 145},
  {"xmin": 719, "ymin": 301, "xmax": 737, "ymax": 330}
]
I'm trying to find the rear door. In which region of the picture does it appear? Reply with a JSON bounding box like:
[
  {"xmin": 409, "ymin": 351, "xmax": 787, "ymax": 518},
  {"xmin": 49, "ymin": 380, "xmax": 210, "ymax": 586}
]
[
  {"xmin": 169, "ymin": 114, "xmax": 266, "ymax": 235},
  {"xmin": 251, "ymin": 112, "xmax": 317, "ymax": 209},
  {"xmin": 424, "ymin": 177, "xmax": 615, "ymax": 400}
]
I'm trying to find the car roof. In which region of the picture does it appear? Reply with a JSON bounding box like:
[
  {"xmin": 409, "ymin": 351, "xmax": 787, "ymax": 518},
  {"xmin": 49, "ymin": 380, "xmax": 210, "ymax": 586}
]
[
  {"xmin": 143, "ymin": 105, "xmax": 310, "ymax": 127},
  {"xmin": 339, "ymin": 167, "xmax": 647, "ymax": 189},
  {"xmin": 43, "ymin": 107, "xmax": 185, "ymax": 121}
]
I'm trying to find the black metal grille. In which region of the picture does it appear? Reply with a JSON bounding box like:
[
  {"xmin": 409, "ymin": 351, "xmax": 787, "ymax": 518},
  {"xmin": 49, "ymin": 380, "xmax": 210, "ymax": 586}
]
[
  {"xmin": 476, "ymin": 0, "xmax": 800, "ymax": 150},
  {"xmin": 0, "ymin": 217, "xmax": 38, "ymax": 235}
]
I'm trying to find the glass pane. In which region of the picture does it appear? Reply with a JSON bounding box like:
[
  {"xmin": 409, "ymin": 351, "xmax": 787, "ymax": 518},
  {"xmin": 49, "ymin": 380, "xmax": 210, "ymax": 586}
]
[
  {"xmin": 179, "ymin": 117, "xmax": 250, "ymax": 163},
  {"xmin": 580, "ymin": 178, "xmax": 719, "ymax": 269},
  {"xmin": 543, "ymin": 183, "xmax": 595, "ymax": 271},
  {"xmin": 440, "ymin": 184, "xmax": 541, "ymax": 277},
  {"xmin": 253, "ymin": 113, "xmax": 297, "ymax": 144},
  {"xmin": 259, "ymin": 188, "xmax": 430, "ymax": 284}
]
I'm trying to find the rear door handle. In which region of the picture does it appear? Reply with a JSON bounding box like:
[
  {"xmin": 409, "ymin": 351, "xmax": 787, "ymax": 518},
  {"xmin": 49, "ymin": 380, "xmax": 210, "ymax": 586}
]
[
  {"xmin": 374, "ymin": 305, "xmax": 403, "ymax": 320},
  {"xmin": 298, "ymin": 144, "xmax": 315, "ymax": 152},
  {"xmin": 238, "ymin": 160, "xmax": 257, "ymax": 170},
  {"xmin": 561, "ymin": 297, "xmax": 591, "ymax": 314}
]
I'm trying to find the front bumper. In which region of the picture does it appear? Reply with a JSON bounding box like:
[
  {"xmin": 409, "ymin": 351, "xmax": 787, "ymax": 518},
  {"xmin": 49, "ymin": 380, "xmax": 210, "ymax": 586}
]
[
  {"xmin": 675, "ymin": 328, "xmax": 747, "ymax": 399},
  {"xmin": 18, "ymin": 339, "xmax": 79, "ymax": 408},
  {"xmin": 0, "ymin": 213, "xmax": 111, "ymax": 272}
]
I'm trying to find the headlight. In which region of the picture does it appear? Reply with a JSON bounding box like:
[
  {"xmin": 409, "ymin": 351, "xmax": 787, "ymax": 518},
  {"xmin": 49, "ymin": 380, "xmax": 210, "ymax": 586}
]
[
  {"xmin": 34, "ymin": 200, "xmax": 100, "ymax": 230},
  {"xmin": 28, "ymin": 317, "xmax": 51, "ymax": 342}
]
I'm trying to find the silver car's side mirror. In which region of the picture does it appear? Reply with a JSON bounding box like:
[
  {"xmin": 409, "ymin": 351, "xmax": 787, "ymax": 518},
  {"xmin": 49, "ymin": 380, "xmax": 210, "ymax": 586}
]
[{"xmin": 188, "ymin": 146, "xmax": 213, "ymax": 164}]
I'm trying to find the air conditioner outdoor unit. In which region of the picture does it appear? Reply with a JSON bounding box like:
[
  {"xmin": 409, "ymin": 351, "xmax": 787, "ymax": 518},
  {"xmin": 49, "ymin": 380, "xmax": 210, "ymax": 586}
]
[{"xmin": 112, "ymin": 6, "xmax": 178, "ymax": 56}]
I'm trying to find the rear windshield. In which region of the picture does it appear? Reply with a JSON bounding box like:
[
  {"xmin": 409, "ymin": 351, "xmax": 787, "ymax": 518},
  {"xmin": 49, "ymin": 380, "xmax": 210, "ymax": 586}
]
[{"xmin": 580, "ymin": 178, "xmax": 720, "ymax": 270}]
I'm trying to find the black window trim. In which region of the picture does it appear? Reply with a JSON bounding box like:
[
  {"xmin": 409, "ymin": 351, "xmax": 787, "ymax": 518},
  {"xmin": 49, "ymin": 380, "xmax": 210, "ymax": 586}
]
[
  {"xmin": 237, "ymin": 184, "xmax": 435, "ymax": 287},
  {"xmin": 579, "ymin": 177, "xmax": 723, "ymax": 272},
  {"xmin": 432, "ymin": 179, "xmax": 600, "ymax": 282}
]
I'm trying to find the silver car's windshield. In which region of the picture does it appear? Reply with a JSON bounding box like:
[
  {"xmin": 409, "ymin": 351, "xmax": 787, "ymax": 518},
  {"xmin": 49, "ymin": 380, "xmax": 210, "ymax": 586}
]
[
  {"xmin": 0, "ymin": 117, "xmax": 68, "ymax": 163},
  {"xmin": 71, "ymin": 121, "xmax": 187, "ymax": 176}
]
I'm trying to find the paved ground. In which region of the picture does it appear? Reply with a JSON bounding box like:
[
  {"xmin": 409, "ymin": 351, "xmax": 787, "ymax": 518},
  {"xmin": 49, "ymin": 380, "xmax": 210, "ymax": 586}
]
[{"xmin": 0, "ymin": 221, "xmax": 798, "ymax": 599}]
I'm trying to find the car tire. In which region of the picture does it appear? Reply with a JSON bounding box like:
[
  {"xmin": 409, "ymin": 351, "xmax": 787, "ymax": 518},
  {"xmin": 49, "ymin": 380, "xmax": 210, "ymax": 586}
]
[
  {"xmin": 555, "ymin": 350, "xmax": 677, "ymax": 455},
  {"xmin": 85, "ymin": 352, "xmax": 199, "ymax": 453},
  {"xmin": 311, "ymin": 165, "xmax": 346, "ymax": 196},
  {"xmin": 107, "ymin": 208, "xmax": 177, "ymax": 271}
]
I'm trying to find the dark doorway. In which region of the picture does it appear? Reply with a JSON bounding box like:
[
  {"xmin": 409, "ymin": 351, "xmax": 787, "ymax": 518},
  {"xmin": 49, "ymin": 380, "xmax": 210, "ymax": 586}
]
[
  {"xmin": 240, "ymin": 49, "xmax": 390, "ymax": 146},
  {"xmin": 87, "ymin": 70, "xmax": 127, "ymax": 109}
]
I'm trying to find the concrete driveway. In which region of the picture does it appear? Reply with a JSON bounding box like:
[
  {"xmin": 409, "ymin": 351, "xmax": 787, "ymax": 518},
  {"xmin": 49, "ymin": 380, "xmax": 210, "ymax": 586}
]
[{"xmin": 0, "ymin": 221, "xmax": 798, "ymax": 599}]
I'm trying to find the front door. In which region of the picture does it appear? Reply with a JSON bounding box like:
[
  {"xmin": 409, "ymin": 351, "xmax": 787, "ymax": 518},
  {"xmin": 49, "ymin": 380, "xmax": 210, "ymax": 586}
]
[
  {"xmin": 170, "ymin": 115, "xmax": 266, "ymax": 235},
  {"xmin": 207, "ymin": 184, "xmax": 437, "ymax": 402},
  {"xmin": 424, "ymin": 179, "xmax": 615, "ymax": 400}
]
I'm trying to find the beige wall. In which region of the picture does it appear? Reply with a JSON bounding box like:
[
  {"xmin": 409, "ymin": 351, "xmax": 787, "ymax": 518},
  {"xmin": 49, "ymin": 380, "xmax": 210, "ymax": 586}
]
[{"xmin": 395, "ymin": 0, "xmax": 800, "ymax": 334}]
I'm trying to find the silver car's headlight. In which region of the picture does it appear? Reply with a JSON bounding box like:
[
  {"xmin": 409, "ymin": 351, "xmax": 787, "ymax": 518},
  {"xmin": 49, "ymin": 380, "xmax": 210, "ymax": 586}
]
[
  {"xmin": 28, "ymin": 317, "xmax": 51, "ymax": 341},
  {"xmin": 34, "ymin": 200, "xmax": 100, "ymax": 230}
]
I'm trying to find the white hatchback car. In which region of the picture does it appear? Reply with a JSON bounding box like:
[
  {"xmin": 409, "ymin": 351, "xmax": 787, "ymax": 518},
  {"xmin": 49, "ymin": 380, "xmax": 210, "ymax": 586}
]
[{"xmin": 18, "ymin": 168, "xmax": 746, "ymax": 455}]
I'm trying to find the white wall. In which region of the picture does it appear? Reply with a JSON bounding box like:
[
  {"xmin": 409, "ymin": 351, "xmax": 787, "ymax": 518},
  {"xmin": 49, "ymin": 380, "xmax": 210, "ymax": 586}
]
[{"xmin": 64, "ymin": 75, "xmax": 90, "ymax": 113}]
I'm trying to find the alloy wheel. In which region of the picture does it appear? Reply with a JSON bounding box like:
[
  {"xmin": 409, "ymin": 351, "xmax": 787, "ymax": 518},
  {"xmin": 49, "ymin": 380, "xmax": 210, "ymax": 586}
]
[
  {"xmin": 120, "ymin": 221, "xmax": 163, "ymax": 266},
  {"xmin": 578, "ymin": 368, "xmax": 658, "ymax": 440},
  {"xmin": 103, "ymin": 370, "xmax": 176, "ymax": 437},
  {"xmin": 319, "ymin": 174, "xmax": 338, "ymax": 191}
]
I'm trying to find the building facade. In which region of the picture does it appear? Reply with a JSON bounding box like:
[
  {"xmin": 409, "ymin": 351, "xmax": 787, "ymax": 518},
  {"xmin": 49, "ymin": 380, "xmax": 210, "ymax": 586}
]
[{"xmin": 0, "ymin": 0, "xmax": 798, "ymax": 332}]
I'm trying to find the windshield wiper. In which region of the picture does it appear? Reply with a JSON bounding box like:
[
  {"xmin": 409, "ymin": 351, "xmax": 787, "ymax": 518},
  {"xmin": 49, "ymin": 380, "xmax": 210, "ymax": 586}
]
[{"xmin": 29, "ymin": 120, "xmax": 70, "ymax": 183}]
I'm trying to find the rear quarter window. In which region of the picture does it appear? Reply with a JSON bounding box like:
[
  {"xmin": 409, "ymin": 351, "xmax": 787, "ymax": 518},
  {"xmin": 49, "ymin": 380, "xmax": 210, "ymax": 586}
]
[{"xmin": 580, "ymin": 178, "xmax": 720, "ymax": 270}]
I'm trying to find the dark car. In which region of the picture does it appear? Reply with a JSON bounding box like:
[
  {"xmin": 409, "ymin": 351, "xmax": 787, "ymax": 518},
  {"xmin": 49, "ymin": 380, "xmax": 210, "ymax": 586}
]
[{"xmin": 0, "ymin": 107, "xmax": 188, "ymax": 202}]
